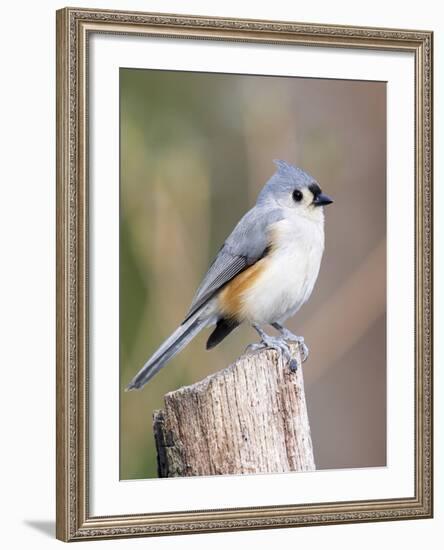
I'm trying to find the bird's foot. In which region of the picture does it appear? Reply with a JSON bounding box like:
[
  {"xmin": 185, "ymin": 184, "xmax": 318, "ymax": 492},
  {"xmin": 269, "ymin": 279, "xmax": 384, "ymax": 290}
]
[
  {"xmin": 246, "ymin": 335, "xmax": 298, "ymax": 372},
  {"xmin": 285, "ymin": 334, "xmax": 309, "ymax": 363},
  {"xmin": 272, "ymin": 324, "xmax": 309, "ymax": 362}
]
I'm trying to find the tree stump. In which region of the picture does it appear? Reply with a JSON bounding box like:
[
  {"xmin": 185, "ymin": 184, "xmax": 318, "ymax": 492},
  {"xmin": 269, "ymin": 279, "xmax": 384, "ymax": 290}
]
[{"xmin": 153, "ymin": 344, "xmax": 315, "ymax": 477}]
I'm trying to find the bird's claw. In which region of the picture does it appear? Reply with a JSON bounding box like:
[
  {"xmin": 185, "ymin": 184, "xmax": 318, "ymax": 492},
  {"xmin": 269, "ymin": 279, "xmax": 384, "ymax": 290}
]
[
  {"xmin": 297, "ymin": 340, "xmax": 309, "ymax": 363},
  {"xmin": 246, "ymin": 336, "xmax": 298, "ymax": 372},
  {"xmin": 276, "ymin": 328, "xmax": 309, "ymax": 363},
  {"xmin": 246, "ymin": 342, "xmax": 266, "ymax": 353}
]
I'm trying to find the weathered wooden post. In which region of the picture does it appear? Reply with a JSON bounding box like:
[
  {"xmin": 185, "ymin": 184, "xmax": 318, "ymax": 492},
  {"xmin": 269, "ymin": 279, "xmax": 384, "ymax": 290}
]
[{"xmin": 153, "ymin": 344, "xmax": 315, "ymax": 477}]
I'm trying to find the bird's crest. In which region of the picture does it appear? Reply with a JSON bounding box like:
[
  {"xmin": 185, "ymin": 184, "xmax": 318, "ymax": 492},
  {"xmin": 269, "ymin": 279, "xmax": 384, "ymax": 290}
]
[{"xmin": 273, "ymin": 159, "xmax": 294, "ymax": 174}]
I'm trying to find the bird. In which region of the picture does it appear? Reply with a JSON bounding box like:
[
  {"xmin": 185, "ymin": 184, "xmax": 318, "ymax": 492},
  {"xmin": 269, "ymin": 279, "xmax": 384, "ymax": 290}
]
[{"xmin": 126, "ymin": 160, "xmax": 333, "ymax": 391}]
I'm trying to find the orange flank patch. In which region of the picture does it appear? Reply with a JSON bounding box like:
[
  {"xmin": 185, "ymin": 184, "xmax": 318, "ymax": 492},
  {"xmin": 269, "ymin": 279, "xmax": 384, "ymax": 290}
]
[{"xmin": 218, "ymin": 259, "xmax": 268, "ymax": 321}]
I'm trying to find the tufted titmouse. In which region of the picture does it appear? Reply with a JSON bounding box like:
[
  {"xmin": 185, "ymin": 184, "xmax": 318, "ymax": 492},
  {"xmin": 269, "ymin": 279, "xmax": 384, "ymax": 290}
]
[{"xmin": 126, "ymin": 160, "xmax": 333, "ymax": 390}]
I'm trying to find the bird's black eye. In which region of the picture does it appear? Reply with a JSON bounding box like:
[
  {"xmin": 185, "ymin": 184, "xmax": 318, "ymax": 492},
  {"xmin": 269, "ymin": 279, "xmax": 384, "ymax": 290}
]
[{"xmin": 292, "ymin": 189, "xmax": 303, "ymax": 202}]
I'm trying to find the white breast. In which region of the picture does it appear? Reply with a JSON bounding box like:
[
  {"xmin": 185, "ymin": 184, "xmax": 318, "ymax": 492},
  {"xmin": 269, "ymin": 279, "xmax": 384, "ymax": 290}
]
[{"xmin": 242, "ymin": 215, "xmax": 325, "ymax": 325}]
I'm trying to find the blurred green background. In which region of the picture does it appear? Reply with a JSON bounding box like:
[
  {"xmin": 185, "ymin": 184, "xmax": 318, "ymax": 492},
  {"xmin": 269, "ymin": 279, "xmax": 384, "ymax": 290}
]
[{"xmin": 120, "ymin": 68, "xmax": 386, "ymax": 479}]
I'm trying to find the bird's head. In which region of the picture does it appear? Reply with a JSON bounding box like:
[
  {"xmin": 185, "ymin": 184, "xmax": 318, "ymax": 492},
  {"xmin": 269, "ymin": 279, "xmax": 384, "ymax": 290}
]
[{"xmin": 257, "ymin": 160, "xmax": 333, "ymax": 219}]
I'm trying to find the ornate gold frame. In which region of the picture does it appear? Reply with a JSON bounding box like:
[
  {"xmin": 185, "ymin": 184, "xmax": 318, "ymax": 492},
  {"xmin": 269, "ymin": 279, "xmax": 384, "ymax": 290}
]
[{"xmin": 56, "ymin": 7, "xmax": 433, "ymax": 542}]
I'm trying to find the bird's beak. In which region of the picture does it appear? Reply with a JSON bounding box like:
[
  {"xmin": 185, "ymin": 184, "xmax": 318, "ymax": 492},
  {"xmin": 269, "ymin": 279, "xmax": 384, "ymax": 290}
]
[{"xmin": 313, "ymin": 193, "xmax": 333, "ymax": 207}]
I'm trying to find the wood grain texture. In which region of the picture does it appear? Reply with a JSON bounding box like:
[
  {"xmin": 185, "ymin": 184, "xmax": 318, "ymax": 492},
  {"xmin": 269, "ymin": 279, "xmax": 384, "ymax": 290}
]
[{"xmin": 153, "ymin": 344, "xmax": 315, "ymax": 477}]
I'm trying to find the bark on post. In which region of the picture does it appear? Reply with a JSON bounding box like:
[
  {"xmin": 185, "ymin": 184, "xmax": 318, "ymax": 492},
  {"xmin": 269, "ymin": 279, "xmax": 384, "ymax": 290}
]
[{"xmin": 153, "ymin": 344, "xmax": 315, "ymax": 477}]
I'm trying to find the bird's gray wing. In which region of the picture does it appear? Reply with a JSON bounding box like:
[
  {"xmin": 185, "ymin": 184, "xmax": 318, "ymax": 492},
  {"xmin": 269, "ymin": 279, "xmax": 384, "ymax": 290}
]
[{"xmin": 183, "ymin": 205, "xmax": 283, "ymax": 322}]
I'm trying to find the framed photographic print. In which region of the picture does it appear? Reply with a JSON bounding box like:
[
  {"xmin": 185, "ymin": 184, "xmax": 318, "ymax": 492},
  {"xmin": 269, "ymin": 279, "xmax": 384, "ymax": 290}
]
[{"xmin": 56, "ymin": 7, "xmax": 433, "ymax": 541}]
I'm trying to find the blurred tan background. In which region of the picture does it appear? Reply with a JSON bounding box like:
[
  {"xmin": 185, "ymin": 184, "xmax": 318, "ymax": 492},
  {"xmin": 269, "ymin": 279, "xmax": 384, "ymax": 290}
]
[{"xmin": 119, "ymin": 69, "xmax": 386, "ymax": 479}]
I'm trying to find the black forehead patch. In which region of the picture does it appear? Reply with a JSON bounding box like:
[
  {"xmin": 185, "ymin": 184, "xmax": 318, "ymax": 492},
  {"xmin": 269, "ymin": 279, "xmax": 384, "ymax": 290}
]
[{"xmin": 308, "ymin": 183, "xmax": 322, "ymax": 196}]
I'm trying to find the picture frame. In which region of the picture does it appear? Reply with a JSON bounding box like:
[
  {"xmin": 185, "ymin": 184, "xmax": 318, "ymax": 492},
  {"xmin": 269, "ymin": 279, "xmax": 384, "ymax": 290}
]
[{"xmin": 56, "ymin": 6, "xmax": 433, "ymax": 542}]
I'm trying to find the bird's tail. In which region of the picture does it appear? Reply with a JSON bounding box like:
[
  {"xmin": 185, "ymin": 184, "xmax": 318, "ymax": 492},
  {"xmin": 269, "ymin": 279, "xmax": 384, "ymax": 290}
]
[{"xmin": 125, "ymin": 310, "xmax": 210, "ymax": 391}]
